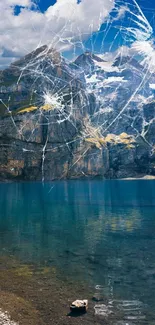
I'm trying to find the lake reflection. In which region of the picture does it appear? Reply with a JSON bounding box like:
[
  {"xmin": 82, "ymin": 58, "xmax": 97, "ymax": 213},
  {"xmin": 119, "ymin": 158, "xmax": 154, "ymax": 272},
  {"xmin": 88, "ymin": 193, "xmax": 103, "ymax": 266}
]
[{"xmin": 1, "ymin": 180, "xmax": 155, "ymax": 322}]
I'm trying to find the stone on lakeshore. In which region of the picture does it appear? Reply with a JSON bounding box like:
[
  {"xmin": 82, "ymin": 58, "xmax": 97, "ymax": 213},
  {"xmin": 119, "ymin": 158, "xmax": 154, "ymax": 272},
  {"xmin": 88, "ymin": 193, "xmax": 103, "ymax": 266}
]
[{"xmin": 70, "ymin": 299, "xmax": 88, "ymax": 312}]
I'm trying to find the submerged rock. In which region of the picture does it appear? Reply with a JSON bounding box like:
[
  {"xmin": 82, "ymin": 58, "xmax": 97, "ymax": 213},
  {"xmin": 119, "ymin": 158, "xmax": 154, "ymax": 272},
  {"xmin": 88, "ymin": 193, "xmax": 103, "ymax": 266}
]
[
  {"xmin": 94, "ymin": 304, "xmax": 113, "ymax": 317},
  {"xmin": 92, "ymin": 293, "xmax": 104, "ymax": 302}
]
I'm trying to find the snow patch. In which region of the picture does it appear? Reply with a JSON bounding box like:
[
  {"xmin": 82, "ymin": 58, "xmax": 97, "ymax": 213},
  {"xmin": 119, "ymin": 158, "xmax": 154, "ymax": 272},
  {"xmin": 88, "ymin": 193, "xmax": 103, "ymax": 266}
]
[
  {"xmin": 86, "ymin": 74, "xmax": 100, "ymax": 84},
  {"xmin": 102, "ymin": 76, "xmax": 127, "ymax": 84},
  {"xmin": 94, "ymin": 60, "xmax": 120, "ymax": 72}
]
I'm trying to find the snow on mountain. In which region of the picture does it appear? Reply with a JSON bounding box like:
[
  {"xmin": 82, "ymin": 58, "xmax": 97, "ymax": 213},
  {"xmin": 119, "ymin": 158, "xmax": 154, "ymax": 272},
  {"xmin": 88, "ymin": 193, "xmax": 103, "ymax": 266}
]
[
  {"xmin": 93, "ymin": 59, "xmax": 120, "ymax": 73},
  {"xmin": 72, "ymin": 50, "xmax": 155, "ymax": 137},
  {"xmin": 100, "ymin": 76, "xmax": 128, "ymax": 85}
]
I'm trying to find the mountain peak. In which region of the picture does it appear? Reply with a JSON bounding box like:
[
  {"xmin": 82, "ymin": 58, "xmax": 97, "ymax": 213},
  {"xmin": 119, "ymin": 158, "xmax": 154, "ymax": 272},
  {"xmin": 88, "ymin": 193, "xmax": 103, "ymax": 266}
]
[
  {"xmin": 74, "ymin": 51, "xmax": 105, "ymax": 65},
  {"xmin": 113, "ymin": 55, "xmax": 143, "ymax": 70},
  {"xmin": 10, "ymin": 45, "xmax": 61, "ymax": 69}
]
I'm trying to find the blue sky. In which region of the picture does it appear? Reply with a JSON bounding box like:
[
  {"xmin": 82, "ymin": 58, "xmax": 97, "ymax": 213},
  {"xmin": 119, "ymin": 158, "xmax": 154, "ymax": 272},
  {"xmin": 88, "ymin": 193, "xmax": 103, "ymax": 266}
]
[
  {"xmin": 35, "ymin": 0, "xmax": 155, "ymax": 22},
  {"xmin": 1, "ymin": 0, "xmax": 155, "ymax": 68},
  {"xmin": 36, "ymin": 0, "xmax": 155, "ymax": 15},
  {"xmin": 37, "ymin": 0, "xmax": 56, "ymax": 11},
  {"xmin": 35, "ymin": 0, "xmax": 155, "ymax": 56}
]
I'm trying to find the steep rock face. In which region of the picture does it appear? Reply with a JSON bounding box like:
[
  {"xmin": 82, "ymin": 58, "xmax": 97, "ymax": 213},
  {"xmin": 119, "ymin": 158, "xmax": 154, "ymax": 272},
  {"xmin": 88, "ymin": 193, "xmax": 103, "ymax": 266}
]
[
  {"xmin": 0, "ymin": 47, "xmax": 155, "ymax": 181},
  {"xmin": 0, "ymin": 45, "xmax": 85, "ymax": 116},
  {"xmin": 0, "ymin": 111, "xmax": 154, "ymax": 181},
  {"xmin": 0, "ymin": 110, "xmax": 80, "ymax": 180}
]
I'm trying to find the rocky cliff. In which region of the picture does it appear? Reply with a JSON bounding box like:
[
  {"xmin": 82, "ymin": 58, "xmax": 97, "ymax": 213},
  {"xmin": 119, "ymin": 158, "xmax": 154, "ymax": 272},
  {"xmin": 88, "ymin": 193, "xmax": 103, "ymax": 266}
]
[{"xmin": 0, "ymin": 45, "xmax": 155, "ymax": 181}]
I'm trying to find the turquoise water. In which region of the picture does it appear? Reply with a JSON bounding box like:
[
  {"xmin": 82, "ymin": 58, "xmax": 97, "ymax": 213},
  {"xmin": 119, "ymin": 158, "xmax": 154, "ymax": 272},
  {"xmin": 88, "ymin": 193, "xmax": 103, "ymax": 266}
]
[{"xmin": 1, "ymin": 180, "xmax": 155, "ymax": 323}]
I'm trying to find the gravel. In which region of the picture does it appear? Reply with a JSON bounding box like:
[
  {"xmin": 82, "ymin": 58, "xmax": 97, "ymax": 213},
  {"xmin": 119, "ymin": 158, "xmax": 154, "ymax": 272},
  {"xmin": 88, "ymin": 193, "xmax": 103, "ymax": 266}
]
[{"xmin": 0, "ymin": 310, "xmax": 18, "ymax": 325}]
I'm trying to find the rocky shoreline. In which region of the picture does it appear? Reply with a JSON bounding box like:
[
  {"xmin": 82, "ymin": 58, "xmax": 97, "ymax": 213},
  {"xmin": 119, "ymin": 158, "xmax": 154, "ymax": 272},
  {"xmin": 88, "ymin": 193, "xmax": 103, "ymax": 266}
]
[
  {"xmin": 1, "ymin": 175, "xmax": 155, "ymax": 183},
  {"xmin": 121, "ymin": 175, "xmax": 155, "ymax": 180},
  {"xmin": 0, "ymin": 256, "xmax": 105, "ymax": 325},
  {"xmin": 1, "ymin": 254, "xmax": 154, "ymax": 325},
  {"xmin": 0, "ymin": 310, "xmax": 18, "ymax": 325}
]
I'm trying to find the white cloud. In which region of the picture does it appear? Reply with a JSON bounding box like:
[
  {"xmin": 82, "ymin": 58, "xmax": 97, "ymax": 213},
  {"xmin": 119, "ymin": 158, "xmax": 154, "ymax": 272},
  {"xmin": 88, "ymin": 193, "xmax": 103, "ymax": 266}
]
[
  {"xmin": 131, "ymin": 40, "xmax": 155, "ymax": 72},
  {"xmin": 8, "ymin": 0, "xmax": 32, "ymax": 5},
  {"xmin": 113, "ymin": 5, "xmax": 128, "ymax": 21},
  {"xmin": 0, "ymin": 0, "xmax": 115, "ymax": 68},
  {"xmin": 149, "ymin": 84, "xmax": 155, "ymax": 90}
]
